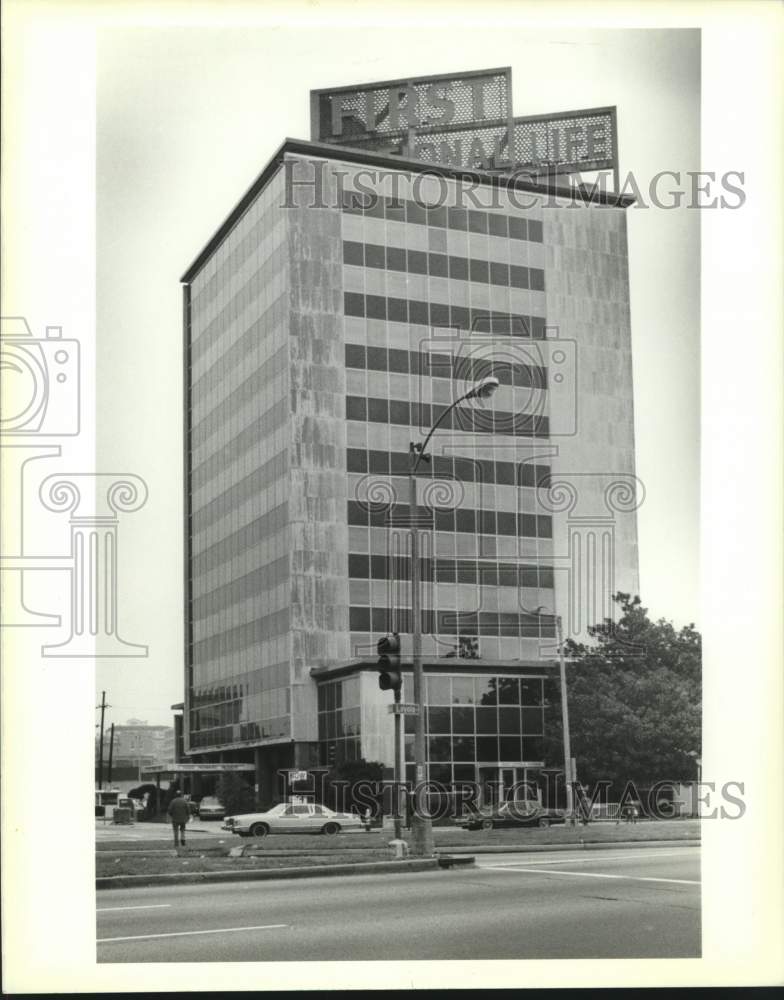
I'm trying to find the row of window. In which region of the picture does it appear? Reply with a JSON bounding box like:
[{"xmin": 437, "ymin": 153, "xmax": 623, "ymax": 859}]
[
  {"xmin": 343, "ymin": 240, "xmax": 545, "ymax": 291},
  {"xmin": 349, "ymin": 606, "xmax": 556, "ymax": 637},
  {"xmin": 420, "ymin": 734, "xmax": 546, "ymax": 765},
  {"xmin": 347, "ymin": 449, "xmax": 550, "ymax": 488},
  {"xmin": 344, "ymin": 343, "xmax": 547, "ymax": 389},
  {"xmin": 347, "ymin": 499, "xmax": 552, "ymax": 538},
  {"xmin": 346, "ymin": 395, "xmax": 549, "ymax": 438},
  {"xmin": 348, "ymin": 553, "xmax": 555, "ymax": 589},
  {"xmin": 192, "ymin": 502, "xmax": 289, "ymax": 575},
  {"xmin": 340, "ymin": 188, "xmax": 545, "ymax": 242},
  {"xmin": 188, "ymin": 716, "xmax": 289, "ymax": 749},
  {"xmin": 423, "ymin": 704, "xmax": 544, "ymax": 737},
  {"xmin": 344, "ymin": 291, "xmax": 547, "ymax": 338},
  {"xmin": 424, "ymin": 674, "xmax": 544, "ymax": 707},
  {"xmin": 190, "ymin": 663, "xmax": 290, "ymax": 707},
  {"xmin": 191, "ymin": 607, "xmax": 291, "ymax": 663},
  {"xmin": 318, "ymin": 706, "xmax": 361, "ymax": 740}
]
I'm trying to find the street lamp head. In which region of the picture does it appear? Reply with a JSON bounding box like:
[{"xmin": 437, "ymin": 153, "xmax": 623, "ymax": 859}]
[{"xmin": 467, "ymin": 375, "xmax": 500, "ymax": 401}]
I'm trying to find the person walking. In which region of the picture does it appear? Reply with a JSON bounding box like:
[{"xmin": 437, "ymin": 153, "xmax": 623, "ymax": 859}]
[{"xmin": 167, "ymin": 790, "xmax": 190, "ymax": 847}]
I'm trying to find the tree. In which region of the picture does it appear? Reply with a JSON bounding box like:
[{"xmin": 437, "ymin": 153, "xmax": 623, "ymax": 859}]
[
  {"xmin": 543, "ymin": 593, "xmax": 701, "ymax": 790},
  {"xmin": 319, "ymin": 758, "xmax": 385, "ymax": 815},
  {"xmin": 215, "ymin": 772, "xmax": 256, "ymax": 815}
]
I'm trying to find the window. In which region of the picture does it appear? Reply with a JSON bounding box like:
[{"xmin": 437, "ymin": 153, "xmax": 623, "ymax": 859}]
[
  {"xmin": 469, "ymin": 259, "xmax": 489, "ymax": 283},
  {"xmin": 487, "ymin": 213, "xmax": 508, "ymax": 238},
  {"xmin": 449, "ymin": 255, "xmax": 468, "ymax": 281},
  {"xmin": 468, "ymin": 210, "xmax": 488, "ymax": 234},
  {"xmin": 345, "ymin": 343, "xmax": 365, "ymax": 369},
  {"xmin": 528, "ymin": 219, "xmax": 544, "ymax": 242},
  {"xmin": 365, "ymin": 243, "xmax": 385, "ymax": 269},
  {"xmin": 345, "ymin": 396, "xmax": 366, "ymax": 421},
  {"xmin": 428, "ymin": 253, "xmax": 448, "ymax": 277},
  {"xmin": 490, "ymin": 261, "xmax": 509, "ymax": 286},
  {"xmin": 368, "ymin": 398, "xmax": 388, "ymax": 423},
  {"xmin": 388, "ymin": 297, "xmax": 407, "ymax": 323},
  {"xmin": 348, "ymin": 553, "xmax": 369, "ymax": 577},
  {"xmin": 386, "ymin": 246, "xmax": 406, "ymax": 272},
  {"xmin": 530, "ymin": 268, "xmax": 545, "ymax": 291},
  {"xmin": 510, "ymin": 265, "xmax": 529, "ymax": 289},
  {"xmin": 344, "ymin": 292, "xmax": 364, "ymax": 317},
  {"xmin": 508, "ymin": 217, "xmax": 527, "ymax": 240},
  {"xmin": 366, "ymin": 346, "xmax": 387, "ymax": 371},
  {"xmin": 346, "ymin": 448, "xmax": 367, "ymax": 473},
  {"xmin": 447, "ymin": 206, "xmax": 467, "ymax": 230},
  {"xmin": 407, "ymin": 250, "xmax": 428, "ymax": 275},
  {"xmin": 365, "ymin": 295, "xmax": 386, "ymax": 320},
  {"xmin": 343, "ymin": 241, "xmax": 364, "ymax": 266}
]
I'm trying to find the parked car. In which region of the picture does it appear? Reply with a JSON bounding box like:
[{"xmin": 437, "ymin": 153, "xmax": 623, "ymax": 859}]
[
  {"xmin": 458, "ymin": 800, "xmax": 566, "ymax": 831},
  {"xmin": 223, "ymin": 802, "xmax": 364, "ymax": 837},
  {"xmin": 197, "ymin": 796, "xmax": 226, "ymax": 821}
]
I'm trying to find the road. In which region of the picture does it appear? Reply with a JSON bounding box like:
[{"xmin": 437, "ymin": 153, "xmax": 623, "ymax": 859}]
[{"xmin": 97, "ymin": 845, "xmax": 700, "ymax": 962}]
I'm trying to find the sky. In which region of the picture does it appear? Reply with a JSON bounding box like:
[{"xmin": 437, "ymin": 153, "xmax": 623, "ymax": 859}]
[{"xmin": 95, "ymin": 27, "xmax": 700, "ymax": 728}]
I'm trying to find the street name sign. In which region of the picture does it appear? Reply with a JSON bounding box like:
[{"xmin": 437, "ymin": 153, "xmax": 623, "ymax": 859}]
[{"xmin": 388, "ymin": 703, "xmax": 420, "ymax": 716}]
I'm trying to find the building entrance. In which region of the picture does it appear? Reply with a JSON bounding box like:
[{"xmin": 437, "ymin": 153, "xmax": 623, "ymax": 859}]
[{"xmin": 478, "ymin": 765, "xmax": 541, "ymax": 806}]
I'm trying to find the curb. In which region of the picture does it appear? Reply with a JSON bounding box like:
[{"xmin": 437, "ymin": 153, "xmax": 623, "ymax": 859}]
[
  {"xmin": 434, "ymin": 838, "xmax": 701, "ymax": 855},
  {"xmin": 96, "ymin": 857, "xmax": 439, "ymax": 890}
]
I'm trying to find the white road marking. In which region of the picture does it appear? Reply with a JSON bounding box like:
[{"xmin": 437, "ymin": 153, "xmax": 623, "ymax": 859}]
[
  {"xmin": 477, "ymin": 849, "xmax": 696, "ymax": 867},
  {"xmin": 97, "ymin": 904, "xmax": 172, "ymax": 913},
  {"xmin": 97, "ymin": 923, "xmax": 288, "ymax": 944},
  {"xmin": 481, "ymin": 866, "xmax": 699, "ymax": 886}
]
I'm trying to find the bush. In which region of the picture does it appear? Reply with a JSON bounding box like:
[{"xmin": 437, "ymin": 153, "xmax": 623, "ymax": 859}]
[{"xmin": 215, "ymin": 772, "xmax": 256, "ymax": 815}]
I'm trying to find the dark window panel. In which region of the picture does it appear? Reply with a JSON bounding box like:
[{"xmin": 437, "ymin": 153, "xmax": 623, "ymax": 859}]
[
  {"xmin": 456, "ymin": 560, "xmax": 477, "ymax": 584},
  {"xmin": 346, "ymin": 448, "xmax": 367, "ymax": 473},
  {"xmin": 537, "ymin": 515, "xmax": 553, "ymax": 538},
  {"xmin": 508, "ymin": 216, "xmax": 527, "ymax": 240},
  {"xmin": 349, "ymin": 606, "xmax": 370, "ymax": 631},
  {"xmin": 523, "ymin": 737, "xmax": 544, "ymax": 761},
  {"xmin": 531, "ymin": 316, "xmax": 546, "ymax": 340},
  {"xmin": 510, "ymin": 265, "xmax": 529, "ymax": 289},
  {"xmin": 389, "ymin": 399, "xmax": 410, "ymax": 425},
  {"xmin": 499, "ymin": 736, "xmax": 522, "ymax": 761},
  {"xmin": 407, "ymin": 250, "xmax": 428, "ymax": 275},
  {"xmin": 522, "ymin": 707, "xmax": 544, "ymax": 735},
  {"xmin": 449, "ymin": 255, "xmax": 468, "ymax": 281},
  {"xmin": 450, "ymin": 305, "xmax": 470, "ymax": 330},
  {"xmin": 428, "ymin": 707, "xmax": 451, "ymax": 734},
  {"xmin": 468, "ymin": 210, "xmax": 488, "ymax": 234},
  {"xmin": 388, "ymin": 348, "xmax": 408, "ymax": 373},
  {"xmin": 427, "ymin": 204, "xmax": 448, "ymax": 228},
  {"xmin": 475, "ymin": 706, "xmax": 497, "ymax": 734},
  {"xmin": 368, "ymin": 397, "xmax": 388, "ymax": 423},
  {"xmin": 364, "ymin": 194, "xmax": 385, "ymax": 219},
  {"xmin": 347, "ymin": 500, "xmax": 367, "ymax": 526},
  {"xmin": 409, "ymin": 299, "xmax": 429, "ymax": 325},
  {"xmin": 343, "ymin": 241, "xmax": 364, "ymax": 266},
  {"xmin": 469, "ymin": 258, "xmax": 489, "ymax": 283},
  {"xmin": 530, "ymin": 268, "xmax": 545, "ymax": 291},
  {"xmin": 345, "ymin": 343, "xmax": 365, "ymax": 369},
  {"xmin": 452, "ymin": 736, "xmax": 475, "ymax": 762},
  {"xmin": 436, "ymin": 560, "xmax": 456, "ymax": 583},
  {"xmin": 489, "ymin": 261, "xmax": 509, "ymax": 286},
  {"xmin": 452, "ymin": 706, "xmax": 474, "ymax": 734},
  {"xmin": 390, "ymin": 451, "xmax": 410, "ymax": 476},
  {"xmin": 528, "ymin": 219, "xmax": 544, "ymax": 242},
  {"xmin": 497, "ymin": 511, "xmax": 517, "ymax": 536},
  {"xmin": 344, "ymin": 292, "xmax": 365, "ymax": 317},
  {"xmin": 478, "ymin": 612, "xmax": 499, "ymax": 635},
  {"xmin": 539, "ymin": 567, "xmax": 555, "ymax": 589},
  {"xmin": 476, "ymin": 736, "xmax": 498, "ymax": 761},
  {"xmin": 365, "ymin": 243, "xmax": 385, "ymax": 269},
  {"xmin": 372, "ymin": 606, "xmax": 389, "ymax": 633},
  {"xmin": 487, "ymin": 213, "xmax": 508, "ymax": 237},
  {"xmin": 520, "ymin": 566, "xmax": 538, "ymax": 588},
  {"xmin": 520, "ymin": 679, "xmax": 543, "ymax": 707},
  {"xmin": 428, "ymin": 252, "xmax": 448, "ymax": 277},
  {"xmin": 348, "ymin": 553, "xmax": 369, "ymax": 578},
  {"xmin": 435, "ymin": 508, "xmax": 455, "ymax": 532},
  {"xmin": 370, "ymin": 554, "xmax": 388, "ymax": 579},
  {"xmin": 447, "ymin": 205, "xmax": 468, "ymax": 230},
  {"xmin": 429, "ymin": 302, "xmax": 450, "ymax": 327},
  {"xmin": 365, "ymin": 295, "xmax": 386, "ymax": 320},
  {"xmin": 455, "ymin": 508, "xmax": 476, "ymax": 534},
  {"xmin": 368, "ymin": 450, "xmax": 389, "ymax": 474},
  {"xmin": 346, "ymin": 396, "xmax": 366, "ymax": 421},
  {"xmin": 479, "ymin": 509, "xmax": 496, "ymax": 535},
  {"xmin": 520, "ymin": 513, "xmax": 537, "ymax": 537},
  {"xmin": 411, "ymin": 401, "xmax": 432, "ymax": 428},
  {"xmin": 387, "ymin": 297, "xmax": 407, "ymax": 323},
  {"xmin": 495, "ymin": 461, "xmax": 515, "ymax": 485},
  {"xmin": 366, "ymin": 346, "xmax": 387, "ymax": 371},
  {"xmin": 385, "ymin": 196, "xmax": 406, "ymax": 222},
  {"xmin": 386, "ymin": 246, "xmax": 406, "ymax": 272},
  {"xmin": 406, "ymin": 199, "xmax": 428, "ymax": 225},
  {"xmin": 432, "ymin": 455, "xmax": 454, "ymax": 478}
]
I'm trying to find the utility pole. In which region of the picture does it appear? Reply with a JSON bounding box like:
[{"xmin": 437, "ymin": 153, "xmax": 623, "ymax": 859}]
[
  {"xmin": 107, "ymin": 722, "xmax": 116, "ymax": 788},
  {"xmin": 96, "ymin": 691, "xmax": 110, "ymax": 790}
]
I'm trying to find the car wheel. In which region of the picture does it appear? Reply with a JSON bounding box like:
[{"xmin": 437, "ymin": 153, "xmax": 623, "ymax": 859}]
[
  {"xmin": 322, "ymin": 822, "xmax": 341, "ymax": 836},
  {"xmin": 249, "ymin": 823, "xmax": 269, "ymax": 838},
  {"xmin": 538, "ymin": 817, "xmax": 551, "ymax": 828},
  {"xmin": 481, "ymin": 818, "xmax": 494, "ymax": 831}
]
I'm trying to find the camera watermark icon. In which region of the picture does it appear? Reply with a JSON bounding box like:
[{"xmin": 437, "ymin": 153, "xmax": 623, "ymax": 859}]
[
  {"xmin": 0, "ymin": 317, "xmax": 80, "ymax": 436},
  {"xmin": 0, "ymin": 316, "xmax": 149, "ymax": 657}
]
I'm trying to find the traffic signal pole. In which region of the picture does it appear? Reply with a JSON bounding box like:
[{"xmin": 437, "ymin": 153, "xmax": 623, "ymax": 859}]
[{"xmin": 393, "ymin": 686, "xmax": 403, "ymax": 840}]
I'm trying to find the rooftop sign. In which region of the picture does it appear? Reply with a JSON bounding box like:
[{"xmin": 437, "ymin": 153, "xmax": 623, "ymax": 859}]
[{"xmin": 310, "ymin": 67, "xmax": 618, "ymax": 187}]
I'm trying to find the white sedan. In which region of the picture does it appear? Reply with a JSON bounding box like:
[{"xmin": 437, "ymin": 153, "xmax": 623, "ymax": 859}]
[{"xmin": 222, "ymin": 802, "xmax": 367, "ymax": 837}]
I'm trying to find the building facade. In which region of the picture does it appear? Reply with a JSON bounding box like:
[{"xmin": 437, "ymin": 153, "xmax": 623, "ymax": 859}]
[{"xmin": 182, "ymin": 139, "xmax": 639, "ymax": 804}]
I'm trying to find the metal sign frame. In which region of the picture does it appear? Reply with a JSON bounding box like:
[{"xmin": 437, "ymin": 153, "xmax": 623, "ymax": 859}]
[{"xmin": 310, "ymin": 67, "xmax": 618, "ymax": 187}]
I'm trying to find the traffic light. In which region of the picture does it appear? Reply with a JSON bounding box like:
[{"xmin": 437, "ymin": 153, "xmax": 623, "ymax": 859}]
[{"xmin": 377, "ymin": 633, "xmax": 402, "ymax": 693}]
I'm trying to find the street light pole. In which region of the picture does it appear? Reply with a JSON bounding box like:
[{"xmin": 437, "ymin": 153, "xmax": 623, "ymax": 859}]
[
  {"xmin": 555, "ymin": 614, "xmax": 575, "ymax": 825},
  {"xmin": 408, "ymin": 375, "xmax": 499, "ymax": 858}
]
